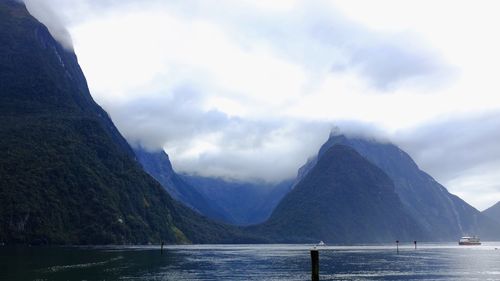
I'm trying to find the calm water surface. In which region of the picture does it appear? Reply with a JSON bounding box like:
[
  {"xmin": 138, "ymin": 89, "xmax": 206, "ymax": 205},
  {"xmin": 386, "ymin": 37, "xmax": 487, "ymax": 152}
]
[{"xmin": 1, "ymin": 243, "xmax": 500, "ymax": 280}]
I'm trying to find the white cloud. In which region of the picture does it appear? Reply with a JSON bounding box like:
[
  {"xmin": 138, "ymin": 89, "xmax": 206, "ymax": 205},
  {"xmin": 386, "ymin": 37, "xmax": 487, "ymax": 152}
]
[
  {"xmin": 23, "ymin": 0, "xmax": 73, "ymax": 50},
  {"xmin": 22, "ymin": 0, "xmax": 500, "ymax": 209}
]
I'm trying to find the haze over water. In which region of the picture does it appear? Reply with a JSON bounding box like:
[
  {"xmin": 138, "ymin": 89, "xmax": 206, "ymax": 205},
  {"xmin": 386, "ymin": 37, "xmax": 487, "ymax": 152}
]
[{"xmin": 2, "ymin": 243, "xmax": 500, "ymax": 280}]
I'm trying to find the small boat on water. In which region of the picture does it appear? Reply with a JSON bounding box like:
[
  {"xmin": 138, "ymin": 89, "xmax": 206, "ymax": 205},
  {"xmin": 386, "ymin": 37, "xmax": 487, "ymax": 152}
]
[
  {"xmin": 459, "ymin": 236, "xmax": 481, "ymax": 245},
  {"xmin": 317, "ymin": 241, "xmax": 326, "ymax": 246}
]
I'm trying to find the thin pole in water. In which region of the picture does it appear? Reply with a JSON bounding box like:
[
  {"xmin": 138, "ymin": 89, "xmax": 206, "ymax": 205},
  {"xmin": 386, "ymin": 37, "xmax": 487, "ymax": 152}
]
[
  {"xmin": 396, "ymin": 240, "xmax": 399, "ymax": 254},
  {"xmin": 414, "ymin": 240, "xmax": 417, "ymax": 250},
  {"xmin": 161, "ymin": 241, "xmax": 165, "ymax": 255},
  {"xmin": 311, "ymin": 249, "xmax": 319, "ymax": 281}
]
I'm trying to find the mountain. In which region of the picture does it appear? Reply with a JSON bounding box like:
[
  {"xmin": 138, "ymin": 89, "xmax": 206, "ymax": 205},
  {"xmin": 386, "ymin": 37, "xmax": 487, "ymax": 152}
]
[
  {"xmin": 133, "ymin": 147, "xmax": 229, "ymax": 223},
  {"xmin": 299, "ymin": 134, "xmax": 500, "ymax": 241},
  {"xmin": 0, "ymin": 1, "xmax": 255, "ymax": 245},
  {"xmin": 251, "ymin": 145, "xmax": 424, "ymax": 243},
  {"xmin": 182, "ymin": 176, "xmax": 292, "ymax": 225},
  {"xmin": 134, "ymin": 146, "xmax": 290, "ymax": 226},
  {"xmin": 483, "ymin": 202, "xmax": 500, "ymax": 224}
]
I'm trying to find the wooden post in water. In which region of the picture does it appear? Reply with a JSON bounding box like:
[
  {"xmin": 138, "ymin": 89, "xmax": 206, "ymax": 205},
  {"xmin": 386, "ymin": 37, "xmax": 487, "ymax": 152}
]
[
  {"xmin": 311, "ymin": 249, "xmax": 319, "ymax": 281},
  {"xmin": 414, "ymin": 240, "xmax": 417, "ymax": 250},
  {"xmin": 161, "ymin": 241, "xmax": 165, "ymax": 255},
  {"xmin": 396, "ymin": 240, "xmax": 399, "ymax": 254}
]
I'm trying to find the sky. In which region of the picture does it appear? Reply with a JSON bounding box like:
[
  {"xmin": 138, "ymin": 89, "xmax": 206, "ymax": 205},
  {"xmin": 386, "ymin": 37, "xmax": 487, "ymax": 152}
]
[{"xmin": 23, "ymin": 0, "xmax": 500, "ymax": 210}]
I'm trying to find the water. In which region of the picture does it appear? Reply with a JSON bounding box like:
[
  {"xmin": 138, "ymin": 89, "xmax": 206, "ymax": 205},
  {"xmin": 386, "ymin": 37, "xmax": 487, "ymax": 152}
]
[{"xmin": 1, "ymin": 243, "xmax": 500, "ymax": 280}]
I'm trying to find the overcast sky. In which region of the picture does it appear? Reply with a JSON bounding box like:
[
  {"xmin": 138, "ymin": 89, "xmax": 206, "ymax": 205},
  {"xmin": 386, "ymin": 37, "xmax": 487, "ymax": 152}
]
[{"xmin": 24, "ymin": 0, "xmax": 500, "ymax": 210}]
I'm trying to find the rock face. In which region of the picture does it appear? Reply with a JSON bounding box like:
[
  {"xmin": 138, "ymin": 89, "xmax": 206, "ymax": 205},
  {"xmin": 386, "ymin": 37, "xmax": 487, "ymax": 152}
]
[
  {"xmin": 298, "ymin": 134, "xmax": 500, "ymax": 241},
  {"xmin": 483, "ymin": 202, "xmax": 500, "ymax": 224},
  {"xmin": 253, "ymin": 145, "xmax": 424, "ymax": 243},
  {"xmin": 0, "ymin": 1, "xmax": 251, "ymax": 245},
  {"xmin": 133, "ymin": 147, "xmax": 229, "ymax": 223}
]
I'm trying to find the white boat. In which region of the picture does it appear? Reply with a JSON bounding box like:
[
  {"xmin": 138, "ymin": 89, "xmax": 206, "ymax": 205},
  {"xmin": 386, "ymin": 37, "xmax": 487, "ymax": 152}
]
[
  {"xmin": 317, "ymin": 241, "xmax": 325, "ymax": 246},
  {"xmin": 458, "ymin": 236, "xmax": 481, "ymax": 245}
]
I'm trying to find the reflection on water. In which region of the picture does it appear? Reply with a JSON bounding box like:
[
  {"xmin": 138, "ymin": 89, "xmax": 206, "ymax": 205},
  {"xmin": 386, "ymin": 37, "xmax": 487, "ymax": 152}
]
[{"xmin": 1, "ymin": 243, "xmax": 500, "ymax": 280}]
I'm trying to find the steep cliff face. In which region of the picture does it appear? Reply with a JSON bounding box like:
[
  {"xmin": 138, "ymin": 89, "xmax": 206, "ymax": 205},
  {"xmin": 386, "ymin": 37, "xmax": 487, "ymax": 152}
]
[
  {"xmin": 483, "ymin": 202, "xmax": 500, "ymax": 224},
  {"xmin": 252, "ymin": 145, "xmax": 424, "ymax": 243},
  {"xmin": 0, "ymin": 1, "xmax": 252, "ymax": 245},
  {"xmin": 0, "ymin": 1, "xmax": 132, "ymax": 155},
  {"xmin": 298, "ymin": 134, "xmax": 500, "ymax": 241}
]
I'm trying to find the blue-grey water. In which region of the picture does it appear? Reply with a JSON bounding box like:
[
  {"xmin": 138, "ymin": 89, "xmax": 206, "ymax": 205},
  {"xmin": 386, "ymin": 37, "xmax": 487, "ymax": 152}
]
[{"xmin": 1, "ymin": 243, "xmax": 500, "ymax": 280}]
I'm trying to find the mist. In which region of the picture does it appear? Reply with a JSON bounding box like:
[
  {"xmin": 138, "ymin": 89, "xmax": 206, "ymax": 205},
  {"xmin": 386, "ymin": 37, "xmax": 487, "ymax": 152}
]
[{"xmin": 23, "ymin": 0, "xmax": 73, "ymax": 50}]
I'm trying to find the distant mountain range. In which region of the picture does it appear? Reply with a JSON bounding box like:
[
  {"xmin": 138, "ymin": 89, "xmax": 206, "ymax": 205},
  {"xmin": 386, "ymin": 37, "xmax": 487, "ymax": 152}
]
[
  {"xmin": 131, "ymin": 129, "xmax": 500, "ymax": 243},
  {"xmin": 133, "ymin": 147, "xmax": 292, "ymax": 226},
  {"xmin": 0, "ymin": 0, "xmax": 255, "ymax": 245},
  {"xmin": 483, "ymin": 202, "xmax": 500, "ymax": 224},
  {"xmin": 182, "ymin": 175, "xmax": 292, "ymax": 225}
]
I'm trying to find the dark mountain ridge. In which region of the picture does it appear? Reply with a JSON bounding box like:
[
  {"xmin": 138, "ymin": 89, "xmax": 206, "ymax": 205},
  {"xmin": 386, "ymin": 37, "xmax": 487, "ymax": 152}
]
[
  {"xmin": 297, "ymin": 133, "xmax": 500, "ymax": 241},
  {"xmin": 252, "ymin": 145, "xmax": 425, "ymax": 243}
]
